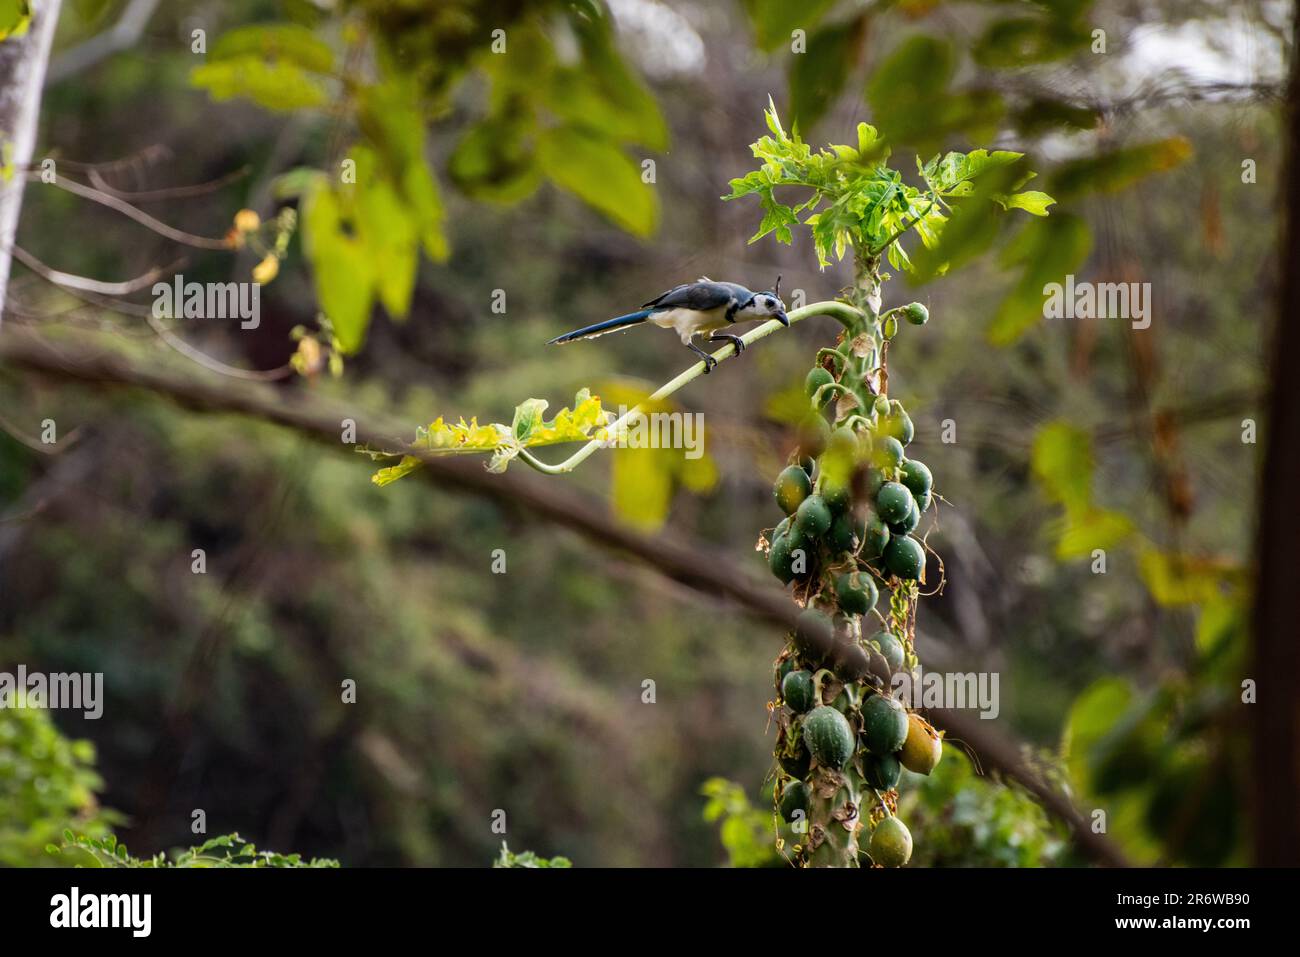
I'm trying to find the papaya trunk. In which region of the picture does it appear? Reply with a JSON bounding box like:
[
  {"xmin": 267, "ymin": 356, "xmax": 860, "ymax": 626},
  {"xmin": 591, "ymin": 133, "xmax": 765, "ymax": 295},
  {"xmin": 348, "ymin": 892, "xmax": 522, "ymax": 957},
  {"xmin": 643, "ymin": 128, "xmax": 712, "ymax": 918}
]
[{"xmin": 806, "ymin": 766, "xmax": 864, "ymax": 866}]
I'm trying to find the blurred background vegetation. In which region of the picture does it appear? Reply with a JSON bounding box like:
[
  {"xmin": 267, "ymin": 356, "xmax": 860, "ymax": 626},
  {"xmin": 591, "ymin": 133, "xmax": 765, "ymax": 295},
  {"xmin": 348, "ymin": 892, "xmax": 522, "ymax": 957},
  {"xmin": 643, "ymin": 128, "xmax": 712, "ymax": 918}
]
[{"xmin": 0, "ymin": 0, "xmax": 1284, "ymax": 866}]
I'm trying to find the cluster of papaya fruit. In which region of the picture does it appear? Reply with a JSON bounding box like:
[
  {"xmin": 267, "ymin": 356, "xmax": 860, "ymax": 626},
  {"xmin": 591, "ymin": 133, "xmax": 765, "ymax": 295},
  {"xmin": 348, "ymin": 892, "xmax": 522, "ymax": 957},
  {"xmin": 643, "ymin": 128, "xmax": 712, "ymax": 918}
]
[
  {"xmin": 768, "ymin": 394, "xmax": 932, "ymax": 589},
  {"xmin": 764, "ymin": 301, "xmax": 942, "ymax": 867}
]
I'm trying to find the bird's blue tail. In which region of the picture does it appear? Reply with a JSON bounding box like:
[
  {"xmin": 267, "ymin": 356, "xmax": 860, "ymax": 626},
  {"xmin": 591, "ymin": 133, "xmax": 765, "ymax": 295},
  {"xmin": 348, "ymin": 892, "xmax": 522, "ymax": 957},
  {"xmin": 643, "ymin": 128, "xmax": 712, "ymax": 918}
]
[{"xmin": 548, "ymin": 310, "xmax": 652, "ymax": 345}]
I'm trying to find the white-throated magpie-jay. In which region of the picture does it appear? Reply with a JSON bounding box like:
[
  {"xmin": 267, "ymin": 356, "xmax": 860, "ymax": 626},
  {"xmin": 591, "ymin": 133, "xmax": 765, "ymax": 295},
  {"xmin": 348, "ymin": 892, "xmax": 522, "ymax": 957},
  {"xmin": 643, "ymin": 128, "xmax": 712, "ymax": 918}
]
[{"xmin": 548, "ymin": 277, "xmax": 789, "ymax": 372}]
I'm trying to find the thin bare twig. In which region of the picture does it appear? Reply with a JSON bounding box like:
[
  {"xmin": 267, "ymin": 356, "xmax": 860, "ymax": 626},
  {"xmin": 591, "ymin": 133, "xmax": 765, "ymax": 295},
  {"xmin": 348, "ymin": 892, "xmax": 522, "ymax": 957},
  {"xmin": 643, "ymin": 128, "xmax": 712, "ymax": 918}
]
[
  {"xmin": 86, "ymin": 164, "xmax": 252, "ymax": 203},
  {"xmin": 145, "ymin": 311, "xmax": 294, "ymax": 382},
  {"xmin": 30, "ymin": 172, "xmax": 233, "ymax": 250},
  {"xmin": 45, "ymin": 0, "xmax": 163, "ymax": 84},
  {"xmin": 8, "ymin": 243, "xmax": 183, "ymax": 296},
  {"xmin": 0, "ymin": 407, "xmax": 68, "ymax": 454}
]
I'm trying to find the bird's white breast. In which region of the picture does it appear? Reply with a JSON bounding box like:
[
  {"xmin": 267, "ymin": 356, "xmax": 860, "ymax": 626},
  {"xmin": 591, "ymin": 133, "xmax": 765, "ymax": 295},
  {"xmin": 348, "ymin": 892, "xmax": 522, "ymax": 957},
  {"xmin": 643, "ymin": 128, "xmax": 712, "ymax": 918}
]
[{"xmin": 650, "ymin": 305, "xmax": 731, "ymax": 343}]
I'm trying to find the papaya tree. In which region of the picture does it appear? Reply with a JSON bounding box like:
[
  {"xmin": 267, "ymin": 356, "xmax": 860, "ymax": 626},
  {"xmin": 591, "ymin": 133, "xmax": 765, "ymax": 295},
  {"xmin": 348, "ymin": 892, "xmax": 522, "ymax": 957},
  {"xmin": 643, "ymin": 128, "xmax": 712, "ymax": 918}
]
[{"xmin": 370, "ymin": 100, "xmax": 1053, "ymax": 868}]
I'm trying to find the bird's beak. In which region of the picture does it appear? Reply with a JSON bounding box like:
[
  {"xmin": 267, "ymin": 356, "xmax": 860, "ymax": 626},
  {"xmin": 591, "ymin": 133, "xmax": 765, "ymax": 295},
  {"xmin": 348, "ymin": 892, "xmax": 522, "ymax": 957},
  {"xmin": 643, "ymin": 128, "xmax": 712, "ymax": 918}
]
[{"xmin": 776, "ymin": 310, "xmax": 790, "ymax": 327}]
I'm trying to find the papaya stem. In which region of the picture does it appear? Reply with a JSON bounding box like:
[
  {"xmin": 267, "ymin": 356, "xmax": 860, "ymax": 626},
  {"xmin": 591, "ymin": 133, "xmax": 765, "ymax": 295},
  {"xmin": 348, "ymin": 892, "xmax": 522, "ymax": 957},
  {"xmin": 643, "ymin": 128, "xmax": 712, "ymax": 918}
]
[{"xmin": 518, "ymin": 300, "xmax": 864, "ymax": 475}]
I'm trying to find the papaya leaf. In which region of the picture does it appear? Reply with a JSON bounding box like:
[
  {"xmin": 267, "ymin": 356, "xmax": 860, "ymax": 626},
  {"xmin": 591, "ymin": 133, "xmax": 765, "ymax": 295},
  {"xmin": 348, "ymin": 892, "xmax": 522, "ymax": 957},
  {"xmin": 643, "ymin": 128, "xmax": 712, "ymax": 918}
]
[
  {"xmin": 368, "ymin": 391, "xmax": 611, "ymax": 484},
  {"xmin": 908, "ymin": 161, "xmax": 1025, "ymax": 282},
  {"xmin": 866, "ymin": 37, "xmax": 1003, "ymax": 149},
  {"xmin": 598, "ymin": 382, "xmax": 717, "ymax": 531},
  {"xmin": 997, "ymin": 190, "xmax": 1055, "ymax": 216},
  {"xmin": 611, "ymin": 448, "xmax": 674, "ymax": 530},
  {"xmin": 727, "ymin": 101, "xmax": 1049, "ymax": 273},
  {"xmin": 1012, "ymin": 97, "xmax": 1099, "ymax": 136},
  {"xmin": 512, "ymin": 399, "xmax": 548, "ymax": 442}
]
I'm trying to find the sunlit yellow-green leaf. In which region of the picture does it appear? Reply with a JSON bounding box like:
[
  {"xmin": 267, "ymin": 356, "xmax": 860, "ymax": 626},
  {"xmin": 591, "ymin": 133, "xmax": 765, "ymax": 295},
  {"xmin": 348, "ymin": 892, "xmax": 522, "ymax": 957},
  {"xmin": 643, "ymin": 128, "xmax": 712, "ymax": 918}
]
[
  {"xmin": 301, "ymin": 182, "xmax": 374, "ymax": 354},
  {"xmin": 209, "ymin": 23, "xmax": 335, "ymax": 73},
  {"xmin": 538, "ymin": 126, "xmax": 657, "ymax": 236},
  {"xmin": 1053, "ymin": 507, "xmax": 1133, "ymax": 560},
  {"xmin": 1138, "ymin": 548, "xmax": 1235, "ymax": 607},
  {"xmin": 0, "ymin": 0, "xmax": 29, "ymax": 40},
  {"xmin": 1000, "ymin": 190, "xmax": 1056, "ymax": 216},
  {"xmin": 357, "ymin": 79, "xmax": 449, "ymax": 261},
  {"xmin": 1031, "ymin": 421, "xmax": 1093, "ymax": 513},
  {"xmin": 351, "ymin": 148, "xmax": 419, "ymax": 320},
  {"xmin": 611, "ymin": 447, "xmax": 674, "ymax": 530},
  {"xmin": 190, "ymin": 58, "xmax": 329, "ymax": 111},
  {"xmin": 371, "ymin": 456, "xmax": 422, "ymax": 488}
]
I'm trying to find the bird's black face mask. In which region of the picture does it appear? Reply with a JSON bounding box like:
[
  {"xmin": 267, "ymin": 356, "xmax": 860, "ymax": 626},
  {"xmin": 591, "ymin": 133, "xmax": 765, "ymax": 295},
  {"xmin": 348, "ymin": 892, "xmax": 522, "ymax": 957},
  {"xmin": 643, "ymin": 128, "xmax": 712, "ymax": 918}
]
[{"xmin": 756, "ymin": 274, "xmax": 789, "ymax": 325}]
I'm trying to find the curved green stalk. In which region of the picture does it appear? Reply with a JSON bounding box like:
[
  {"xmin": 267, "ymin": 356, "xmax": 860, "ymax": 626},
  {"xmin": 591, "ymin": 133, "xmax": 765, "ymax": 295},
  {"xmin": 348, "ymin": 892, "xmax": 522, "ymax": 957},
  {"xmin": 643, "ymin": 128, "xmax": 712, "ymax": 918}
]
[{"xmin": 518, "ymin": 300, "xmax": 864, "ymax": 475}]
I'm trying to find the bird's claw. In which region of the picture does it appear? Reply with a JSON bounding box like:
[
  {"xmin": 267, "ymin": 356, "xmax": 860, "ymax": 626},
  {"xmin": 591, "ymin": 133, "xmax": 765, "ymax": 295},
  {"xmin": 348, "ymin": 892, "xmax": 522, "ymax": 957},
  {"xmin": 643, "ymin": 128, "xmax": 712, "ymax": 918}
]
[
  {"xmin": 709, "ymin": 333, "xmax": 746, "ymax": 355},
  {"xmin": 702, "ymin": 355, "xmax": 718, "ymax": 374}
]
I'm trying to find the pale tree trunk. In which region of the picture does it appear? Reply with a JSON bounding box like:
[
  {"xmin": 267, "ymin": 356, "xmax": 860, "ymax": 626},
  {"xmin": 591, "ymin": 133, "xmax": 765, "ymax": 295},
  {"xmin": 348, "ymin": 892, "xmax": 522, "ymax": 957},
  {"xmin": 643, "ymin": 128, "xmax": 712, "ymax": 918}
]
[{"xmin": 0, "ymin": 0, "xmax": 62, "ymax": 326}]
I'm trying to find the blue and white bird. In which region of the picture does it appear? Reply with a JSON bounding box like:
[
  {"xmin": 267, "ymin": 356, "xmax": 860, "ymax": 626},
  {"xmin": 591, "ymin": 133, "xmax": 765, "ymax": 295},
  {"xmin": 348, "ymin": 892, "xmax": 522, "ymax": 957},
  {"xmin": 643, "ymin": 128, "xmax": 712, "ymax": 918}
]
[{"xmin": 548, "ymin": 277, "xmax": 789, "ymax": 372}]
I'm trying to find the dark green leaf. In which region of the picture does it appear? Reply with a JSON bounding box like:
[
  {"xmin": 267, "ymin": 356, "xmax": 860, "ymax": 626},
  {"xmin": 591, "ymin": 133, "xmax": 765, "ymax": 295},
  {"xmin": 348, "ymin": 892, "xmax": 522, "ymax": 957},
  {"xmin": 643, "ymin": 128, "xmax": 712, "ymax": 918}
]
[
  {"xmin": 788, "ymin": 16, "xmax": 867, "ymax": 132},
  {"xmin": 1051, "ymin": 138, "xmax": 1193, "ymax": 200},
  {"xmin": 988, "ymin": 213, "xmax": 1091, "ymax": 344},
  {"xmin": 743, "ymin": 0, "xmax": 838, "ymax": 52},
  {"xmin": 209, "ymin": 23, "xmax": 335, "ymax": 73},
  {"xmin": 973, "ymin": 16, "xmax": 1091, "ymax": 68},
  {"xmin": 537, "ymin": 127, "xmax": 658, "ymax": 236}
]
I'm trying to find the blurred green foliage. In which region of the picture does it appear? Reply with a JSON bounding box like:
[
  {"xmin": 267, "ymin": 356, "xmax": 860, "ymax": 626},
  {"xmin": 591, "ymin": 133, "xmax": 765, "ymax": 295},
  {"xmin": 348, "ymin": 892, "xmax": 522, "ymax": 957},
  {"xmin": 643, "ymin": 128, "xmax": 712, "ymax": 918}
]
[
  {"xmin": 0, "ymin": 705, "xmax": 118, "ymax": 867},
  {"xmin": 494, "ymin": 841, "xmax": 572, "ymax": 868},
  {"xmin": 704, "ymin": 744, "xmax": 1067, "ymax": 868},
  {"xmin": 900, "ymin": 746, "xmax": 1066, "ymax": 868},
  {"xmin": 190, "ymin": 0, "xmax": 665, "ymax": 353},
  {"xmin": 50, "ymin": 830, "xmax": 339, "ymax": 867},
  {"xmin": 701, "ymin": 777, "xmax": 784, "ymax": 868}
]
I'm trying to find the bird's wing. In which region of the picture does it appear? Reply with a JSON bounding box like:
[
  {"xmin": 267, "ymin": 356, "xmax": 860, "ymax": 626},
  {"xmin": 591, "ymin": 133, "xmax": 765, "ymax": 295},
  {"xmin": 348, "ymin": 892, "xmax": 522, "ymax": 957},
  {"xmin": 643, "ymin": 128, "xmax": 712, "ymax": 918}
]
[{"xmin": 642, "ymin": 281, "xmax": 742, "ymax": 311}]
